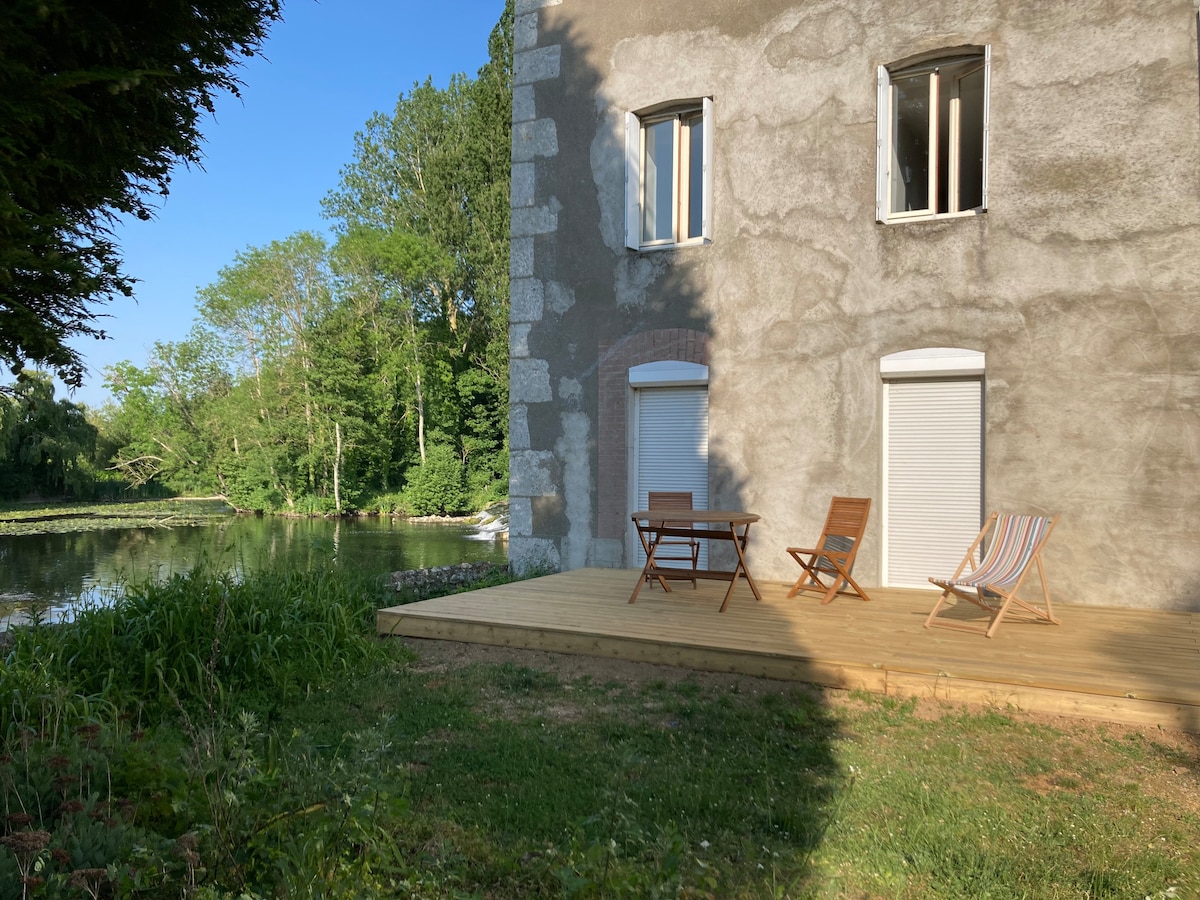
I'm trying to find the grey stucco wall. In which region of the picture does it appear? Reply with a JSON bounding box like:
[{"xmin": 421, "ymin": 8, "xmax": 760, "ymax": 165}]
[{"xmin": 509, "ymin": 0, "xmax": 1200, "ymax": 609}]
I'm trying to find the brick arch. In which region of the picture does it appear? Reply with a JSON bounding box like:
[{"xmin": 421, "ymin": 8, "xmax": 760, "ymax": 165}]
[{"xmin": 596, "ymin": 329, "xmax": 710, "ymax": 542}]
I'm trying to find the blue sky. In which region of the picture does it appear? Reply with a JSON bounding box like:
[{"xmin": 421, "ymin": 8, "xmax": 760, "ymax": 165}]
[{"xmin": 65, "ymin": 0, "xmax": 504, "ymax": 409}]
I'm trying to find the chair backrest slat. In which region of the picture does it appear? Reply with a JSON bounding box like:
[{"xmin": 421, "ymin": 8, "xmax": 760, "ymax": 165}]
[
  {"xmin": 811, "ymin": 497, "xmax": 871, "ymax": 571},
  {"xmin": 648, "ymin": 491, "xmax": 694, "ymax": 514},
  {"xmin": 822, "ymin": 497, "xmax": 872, "ymax": 543}
]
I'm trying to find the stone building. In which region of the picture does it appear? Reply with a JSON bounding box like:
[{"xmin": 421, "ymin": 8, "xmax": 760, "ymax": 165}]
[{"xmin": 508, "ymin": 0, "xmax": 1200, "ymax": 609}]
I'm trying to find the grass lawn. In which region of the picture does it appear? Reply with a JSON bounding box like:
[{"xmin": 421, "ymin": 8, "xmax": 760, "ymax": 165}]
[
  {"xmin": 283, "ymin": 639, "xmax": 1199, "ymax": 898},
  {"xmin": 0, "ymin": 567, "xmax": 1195, "ymax": 897}
]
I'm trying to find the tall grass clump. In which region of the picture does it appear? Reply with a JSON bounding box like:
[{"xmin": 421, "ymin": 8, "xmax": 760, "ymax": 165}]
[
  {"xmin": 0, "ymin": 565, "xmax": 410, "ymax": 896},
  {"xmin": 2, "ymin": 565, "xmax": 389, "ymax": 725}
]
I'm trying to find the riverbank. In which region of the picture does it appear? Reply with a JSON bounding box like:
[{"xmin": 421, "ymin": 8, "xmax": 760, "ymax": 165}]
[
  {"xmin": 0, "ymin": 505, "xmax": 508, "ymax": 629},
  {"xmin": 0, "ymin": 498, "xmax": 510, "ymax": 540},
  {"xmin": 408, "ymin": 503, "xmax": 509, "ymax": 542},
  {"xmin": 0, "ymin": 498, "xmax": 234, "ymax": 535}
]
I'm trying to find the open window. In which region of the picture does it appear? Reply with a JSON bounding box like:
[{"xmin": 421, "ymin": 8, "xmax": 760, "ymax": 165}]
[
  {"xmin": 625, "ymin": 98, "xmax": 713, "ymax": 249},
  {"xmin": 876, "ymin": 47, "xmax": 990, "ymax": 223}
]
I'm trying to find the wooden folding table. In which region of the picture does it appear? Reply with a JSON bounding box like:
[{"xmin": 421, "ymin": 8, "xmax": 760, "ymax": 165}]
[{"xmin": 629, "ymin": 509, "xmax": 763, "ymax": 612}]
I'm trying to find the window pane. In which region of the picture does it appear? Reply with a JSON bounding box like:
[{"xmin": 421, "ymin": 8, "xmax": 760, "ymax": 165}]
[
  {"xmin": 890, "ymin": 73, "xmax": 931, "ymax": 214},
  {"xmin": 685, "ymin": 114, "xmax": 704, "ymax": 239},
  {"xmin": 956, "ymin": 66, "xmax": 985, "ymax": 211},
  {"xmin": 642, "ymin": 119, "xmax": 675, "ymax": 243}
]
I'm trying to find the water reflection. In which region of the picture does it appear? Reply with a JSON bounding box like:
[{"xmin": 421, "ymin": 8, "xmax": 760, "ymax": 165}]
[{"xmin": 0, "ymin": 515, "xmax": 506, "ymax": 625}]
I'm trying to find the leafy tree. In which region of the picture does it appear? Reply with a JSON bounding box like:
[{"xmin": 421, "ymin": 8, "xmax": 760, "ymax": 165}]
[
  {"xmin": 103, "ymin": 330, "xmax": 228, "ymax": 494},
  {"xmin": 323, "ymin": 0, "xmax": 513, "ymax": 506},
  {"xmin": 333, "ymin": 227, "xmax": 455, "ymax": 465},
  {"xmin": 93, "ymin": 2, "xmax": 515, "ymax": 514},
  {"xmin": 404, "ymin": 443, "xmax": 468, "ymax": 516},
  {"xmin": 0, "ymin": 371, "xmax": 97, "ymax": 498},
  {"xmin": 0, "ymin": 0, "xmax": 282, "ymax": 389},
  {"xmin": 194, "ymin": 232, "xmax": 338, "ymax": 508}
]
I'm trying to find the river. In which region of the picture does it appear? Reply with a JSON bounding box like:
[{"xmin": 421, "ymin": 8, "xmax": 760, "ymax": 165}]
[{"xmin": 0, "ymin": 512, "xmax": 507, "ymax": 626}]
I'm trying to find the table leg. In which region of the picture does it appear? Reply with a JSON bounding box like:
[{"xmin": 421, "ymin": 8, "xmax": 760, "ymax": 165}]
[
  {"xmin": 629, "ymin": 522, "xmax": 670, "ymax": 603},
  {"xmin": 644, "ymin": 523, "xmax": 675, "ymax": 592},
  {"xmin": 719, "ymin": 521, "xmax": 763, "ymax": 612}
]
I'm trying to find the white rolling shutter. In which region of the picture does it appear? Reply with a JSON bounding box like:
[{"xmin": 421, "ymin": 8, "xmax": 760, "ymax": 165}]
[
  {"xmin": 883, "ymin": 378, "xmax": 982, "ymax": 588},
  {"xmin": 633, "ymin": 386, "xmax": 709, "ymax": 567}
]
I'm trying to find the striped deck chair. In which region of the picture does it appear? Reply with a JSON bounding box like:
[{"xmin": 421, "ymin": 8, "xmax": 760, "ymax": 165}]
[{"xmin": 924, "ymin": 512, "xmax": 1060, "ymax": 638}]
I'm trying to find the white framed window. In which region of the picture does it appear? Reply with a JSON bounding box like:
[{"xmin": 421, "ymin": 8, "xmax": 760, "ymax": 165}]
[
  {"xmin": 876, "ymin": 47, "xmax": 990, "ymax": 223},
  {"xmin": 625, "ymin": 98, "xmax": 713, "ymax": 250}
]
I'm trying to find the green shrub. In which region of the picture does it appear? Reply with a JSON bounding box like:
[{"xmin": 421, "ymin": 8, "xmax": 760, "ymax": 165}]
[
  {"xmin": 403, "ymin": 444, "xmax": 468, "ymax": 516},
  {"xmin": 466, "ymin": 448, "xmax": 509, "ymax": 511},
  {"xmin": 294, "ymin": 493, "xmax": 338, "ymax": 516},
  {"xmin": 359, "ymin": 491, "xmax": 408, "ymax": 516}
]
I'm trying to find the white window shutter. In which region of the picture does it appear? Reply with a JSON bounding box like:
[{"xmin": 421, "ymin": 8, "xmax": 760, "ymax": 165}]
[
  {"xmin": 701, "ymin": 96, "xmax": 714, "ymax": 242},
  {"xmin": 882, "ymin": 378, "xmax": 983, "ymax": 588},
  {"xmin": 980, "ymin": 45, "xmax": 991, "ymax": 211},
  {"xmin": 624, "ymin": 111, "xmax": 641, "ymax": 250},
  {"xmin": 634, "ymin": 386, "xmax": 710, "ymax": 568},
  {"xmin": 875, "ymin": 65, "xmax": 890, "ymax": 224}
]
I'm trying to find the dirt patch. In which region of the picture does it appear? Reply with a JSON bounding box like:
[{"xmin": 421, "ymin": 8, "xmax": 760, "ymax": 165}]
[{"xmin": 398, "ymin": 636, "xmax": 818, "ymax": 696}]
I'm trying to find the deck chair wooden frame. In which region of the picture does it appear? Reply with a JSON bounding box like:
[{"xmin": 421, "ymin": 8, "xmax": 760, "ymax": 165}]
[
  {"xmin": 786, "ymin": 497, "xmax": 873, "ymax": 604},
  {"xmin": 644, "ymin": 491, "xmax": 700, "ymax": 589},
  {"xmin": 925, "ymin": 512, "xmax": 1060, "ymax": 639}
]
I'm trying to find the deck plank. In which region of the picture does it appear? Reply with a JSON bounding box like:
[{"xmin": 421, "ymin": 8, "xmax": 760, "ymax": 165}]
[{"xmin": 377, "ymin": 568, "xmax": 1200, "ymax": 732}]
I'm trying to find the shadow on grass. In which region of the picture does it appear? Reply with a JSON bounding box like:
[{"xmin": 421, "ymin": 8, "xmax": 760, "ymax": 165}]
[{"xmin": 321, "ymin": 641, "xmax": 845, "ymax": 896}]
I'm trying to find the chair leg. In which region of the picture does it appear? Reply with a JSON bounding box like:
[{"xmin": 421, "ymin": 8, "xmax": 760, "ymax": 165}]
[
  {"xmin": 984, "ymin": 600, "xmax": 1010, "ymax": 638},
  {"xmin": 827, "ymin": 561, "xmax": 871, "ymax": 603},
  {"xmin": 1035, "ymin": 558, "xmax": 1058, "ymax": 624},
  {"xmin": 925, "ymin": 582, "xmax": 994, "ymax": 634},
  {"xmin": 819, "ymin": 575, "xmax": 843, "ymax": 604},
  {"xmin": 787, "ymin": 566, "xmax": 820, "ymax": 599},
  {"xmin": 786, "ymin": 551, "xmax": 818, "ymax": 598},
  {"xmin": 923, "ymin": 586, "xmax": 955, "ymax": 629}
]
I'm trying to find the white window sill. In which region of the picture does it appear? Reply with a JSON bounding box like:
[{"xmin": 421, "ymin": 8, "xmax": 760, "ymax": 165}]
[
  {"xmin": 878, "ymin": 208, "xmax": 986, "ymax": 225},
  {"xmin": 632, "ymin": 238, "xmax": 711, "ymax": 253}
]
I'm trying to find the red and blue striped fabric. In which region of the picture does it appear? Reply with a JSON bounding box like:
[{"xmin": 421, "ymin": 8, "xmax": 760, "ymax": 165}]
[{"xmin": 943, "ymin": 515, "xmax": 1051, "ymax": 589}]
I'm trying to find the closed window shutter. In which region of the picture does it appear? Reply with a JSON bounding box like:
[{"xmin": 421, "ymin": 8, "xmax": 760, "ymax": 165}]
[
  {"xmin": 883, "ymin": 379, "xmax": 982, "ymax": 588},
  {"xmin": 634, "ymin": 386, "xmax": 709, "ymax": 567}
]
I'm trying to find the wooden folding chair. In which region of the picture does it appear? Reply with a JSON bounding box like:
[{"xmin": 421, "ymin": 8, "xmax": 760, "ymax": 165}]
[
  {"xmin": 645, "ymin": 491, "xmax": 700, "ymax": 589},
  {"xmin": 786, "ymin": 497, "xmax": 872, "ymax": 604},
  {"xmin": 925, "ymin": 512, "xmax": 1060, "ymax": 639}
]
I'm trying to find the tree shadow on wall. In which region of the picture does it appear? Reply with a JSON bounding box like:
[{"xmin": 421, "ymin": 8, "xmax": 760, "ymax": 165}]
[{"xmin": 516, "ymin": 10, "xmax": 841, "ymax": 895}]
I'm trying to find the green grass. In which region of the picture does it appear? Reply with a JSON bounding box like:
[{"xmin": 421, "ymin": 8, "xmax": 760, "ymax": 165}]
[{"xmin": 0, "ymin": 568, "xmax": 1195, "ymax": 897}]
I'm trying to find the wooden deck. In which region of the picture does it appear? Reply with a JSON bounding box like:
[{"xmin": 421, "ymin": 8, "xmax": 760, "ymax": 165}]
[{"xmin": 378, "ymin": 568, "xmax": 1200, "ymax": 733}]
